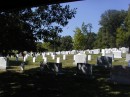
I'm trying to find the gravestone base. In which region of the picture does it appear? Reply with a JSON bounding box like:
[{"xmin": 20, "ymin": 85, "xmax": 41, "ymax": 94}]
[
  {"xmin": 93, "ymin": 65, "xmax": 111, "ymax": 77},
  {"xmin": 47, "ymin": 62, "xmax": 62, "ymax": 74},
  {"xmin": 109, "ymin": 65, "xmax": 130, "ymax": 85},
  {"xmin": 76, "ymin": 63, "xmax": 92, "ymax": 77},
  {"xmin": 97, "ymin": 56, "xmax": 112, "ymax": 68}
]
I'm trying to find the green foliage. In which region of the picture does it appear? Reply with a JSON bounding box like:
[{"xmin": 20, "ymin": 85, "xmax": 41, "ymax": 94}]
[
  {"xmin": 85, "ymin": 32, "xmax": 97, "ymax": 49},
  {"xmin": 72, "ymin": 22, "xmax": 97, "ymax": 50},
  {"xmin": 60, "ymin": 35, "xmax": 73, "ymax": 51},
  {"xmin": 0, "ymin": 9, "xmax": 36, "ymax": 52},
  {"xmin": 73, "ymin": 27, "xmax": 86, "ymax": 50},
  {"xmin": 81, "ymin": 22, "xmax": 88, "ymax": 35},
  {"xmin": 95, "ymin": 9, "xmax": 127, "ymax": 48},
  {"xmin": 42, "ymin": 42, "xmax": 53, "ymax": 51},
  {"xmin": 0, "ymin": 4, "xmax": 76, "ymax": 53},
  {"xmin": 36, "ymin": 42, "xmax": 47, "ymax": 52},
  {"xmin": 116, "ymin": 27, "xmax": 127, "ymax": 47},
  {"xmin": 125, "ymin": 5, "xmax": 130, "ymax": 50}
]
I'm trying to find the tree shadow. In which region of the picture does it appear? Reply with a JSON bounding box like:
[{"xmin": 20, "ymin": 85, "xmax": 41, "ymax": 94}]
[
  {"xmin": 6, "ymin": 60, "xmax": 31, "ymax": 72},
  {"xmin": 0, "ymin": 66, "xmax": 130, "ymax": 97}
]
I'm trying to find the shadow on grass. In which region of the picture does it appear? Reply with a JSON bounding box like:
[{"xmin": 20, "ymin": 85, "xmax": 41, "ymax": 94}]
[
  {"xmin": 0, "ymin": 66, "xmax": 130, "ymax": 97},
  {"xmin": 6, "ymin": 60, "xmax": 31, "ymax": 72},
  {"xmin": 8, "ymin": 60, "xmax": 31, "ymax": 66}
]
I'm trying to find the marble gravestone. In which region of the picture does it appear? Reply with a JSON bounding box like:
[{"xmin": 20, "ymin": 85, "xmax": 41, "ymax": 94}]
[
  {"xmin": 77, "ymin": 63, "xmax": 92, "ymax": 76},
  {"xmin": 47, "ymin": 62, "xmax": 62, "ymax": 73},
  {"xmin": 113, "ymin": 51, "xmax": 122, "ymax": 58},
  {"xmin": 126, "ymin": 54, "xmax": 130, "ymax": 62},
  {"xmin": 88, "ymin": 55, "xmax": 91, "ymax": 61},
  {"xmin": 105, "ymin": 53, "xmax": 114, "ymax": 61},
  {"xmin": 97, "ymin": 56, "xmax": 112, "ymax": 68},
  {"xmin": 110, "ymin": 65, "xmax": 130, "ymax": 85},
  {"xmin": 73, "ymin": 53, "xmax": 87, "ymax": 66},
  {"xmin": 0, "ymin": 57, "xmax": 8, "ymax": 70}
]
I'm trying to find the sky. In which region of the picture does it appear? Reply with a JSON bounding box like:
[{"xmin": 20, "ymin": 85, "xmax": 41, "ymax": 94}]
[{"xmin": 60, "ymin": 0, "xmax": 130, "ymax": 37}]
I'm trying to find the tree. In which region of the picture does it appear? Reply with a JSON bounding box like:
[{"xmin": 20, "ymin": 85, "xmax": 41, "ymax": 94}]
[
  {"xmin": 0, "ymin": 4, "xmax": 76, "ymax": 54},
  {"xmin": 60, "ymin": 35, "xmax": 73, "ymax": 51},
  {"xmin": 81, "ymin": 22, "xmax": 94, "ymax": 49},
  {"xmin": 97, "ymin": 9, "xmax": 127, "ymax": 48},
  {"xmin": 85, "ymin": 32, "xmax": 97, "ymax": 49},
  {"xmin": 125, "ymin": 4, "xmax": 130, "ymax": 52},
  {"xmin": 73, "ymin": 27, "xmax": 86, "ymax": 50},
  {"xmin": 42, "ymin": 42, "xmax": 53, "ymax": 52},
  {"xmin": 36, "ymin": 42, "xmax": 47, "ymax": 52}
]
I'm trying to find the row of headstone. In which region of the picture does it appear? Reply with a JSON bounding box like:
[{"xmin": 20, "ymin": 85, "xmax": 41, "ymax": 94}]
[
  {"xmin": 73, "ymin": 53, "xmax": 113, "ymax": 68},
  {"xmin": 17, "ymin": 53, "xmax": 67, "ymax": 63},
  {"xmin": 2, "ymin": 54, "xmax": 130, "ymax": 85}
]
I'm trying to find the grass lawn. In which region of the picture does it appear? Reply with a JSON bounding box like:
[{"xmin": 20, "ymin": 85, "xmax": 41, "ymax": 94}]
[{"xmin": 0, "ymin": 54, "xmax": 130, "ymax": 97}]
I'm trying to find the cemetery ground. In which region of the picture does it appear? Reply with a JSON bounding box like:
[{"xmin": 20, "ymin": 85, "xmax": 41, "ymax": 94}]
[{"xmin": 0, "ymin": 54, "xmax": 130, "ymax": 97}]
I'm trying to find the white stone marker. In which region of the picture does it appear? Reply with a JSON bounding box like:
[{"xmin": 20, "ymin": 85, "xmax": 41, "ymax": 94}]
[
  {"xmin": 73, "ymin": 55, "xmax": 76, "ymax": 60},
  {"xmin": 52, "ymin": 55, "xmax": 55, "ymax": 60},
  {"xmin": 113, "ymin": 51, "xmax": 122, "ymax": 58},
  {"xmin": 63, "ymin": 55, "xmax": 66, "ymax": 60},
  {"xmin": 88, "ymin": 55, "xmax": 91, "ymax": 61},
  {"xmin": 44, "ymin": 57, "xmax": 47, "ymax": 63},
  {"xmin": 56, "ymin": 57, "xmax": 60, "ymax": 63},
  {"xmin": 23, "ymin": 56, "xmax": 26, "ymax": 62},
  {"xmin": 74, "ymin": 53, "xmax": 88, "ymax": 66},
  {"xmin": 102, "ymin": 49, "xmax": 106, "ymax": 56},
  {"xmin": 0, "ymin": 57, "xmax": 7, "ymax": 70},
  {"xmin": 33, "ymin": 57, "xmax": 36, "ymax": 63}
]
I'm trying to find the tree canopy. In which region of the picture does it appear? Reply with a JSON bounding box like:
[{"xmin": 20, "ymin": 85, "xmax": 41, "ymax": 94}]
[
  {"xmin": 0, "ymin": 4, "xmax": 76, "ymax": 54},
  {"xmin": 95, "ymin": 9, "xmax": 127, "ymax": 48},
  {"xmin": 73, "ymin": 27, "xmax": 86, "ymax": 50},
  {"xmin": 60, "ymin": 35, "xmax": 73, "ymax": 51}
]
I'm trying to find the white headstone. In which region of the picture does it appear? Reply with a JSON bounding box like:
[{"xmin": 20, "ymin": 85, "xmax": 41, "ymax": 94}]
[
  {"xmin": 44, "ymin": 57, "xmax": 47, "ymax": 63},
  {"xmin": 126, "ymin": 54, "xmax": 130, "ymax": 62},
  {"xmin": 23, "ymin": 56, "xmax": 26, "ymax": 62},
  {"xmin": 0, "ymin": 57, "xmax": 7, "ymax": 70},
  {"xmin": 74, "ymin": 53, "xmax": 87, "ymax": 65},
  {"xmin": 63, "ymin": 55, "xmax": 66, "ymax": 60},
  {"xmin": 42, "ymin": 53, "xmax": 46, "ymax": 59},
  {"xmin": 73, "ymin": 55, "xmax": 76, "ymax": 60},
  {"xmin": 56, "ymin": 57, "xmax": 60, "ymax": 63},
  {"xmin": 93, "ymin": 49, "xmax": 100, "ymax": 54},
  {"xmin": 88, "ymin": 55, "xmax": 91, "ymax": 61},
  {"xmin": 102, "ymin": 49, "xmax": 106, "ymax": 56},
  {"xmin": 113, "ymin": 51, "xmax": 122, "ymax": 58},
  {"xmin": 16, "ymin": 54, "xmax": 19, "ymax": 61},
  {"xmin": 33, "ymin": 57, "xmax": 36, "ymax": 63},
  {"xmin": 52, "ymin": 55, "xmax": 55, "ymax": 60}
]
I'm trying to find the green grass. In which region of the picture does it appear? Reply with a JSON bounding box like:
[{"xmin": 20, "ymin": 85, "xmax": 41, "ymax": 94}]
[
  {"xmin": 0, "ymin": 54, "xmax": 130, "ymax": 97},
  {"xmin": 7, "ymin": 53, "xmax": 128, "ymax": 71}
]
